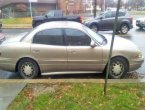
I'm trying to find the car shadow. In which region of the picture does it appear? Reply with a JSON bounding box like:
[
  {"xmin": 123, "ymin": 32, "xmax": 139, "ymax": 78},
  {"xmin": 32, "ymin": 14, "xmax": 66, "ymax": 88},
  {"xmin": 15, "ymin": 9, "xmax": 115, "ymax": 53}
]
[
  {"xmin": 40, "ymin": 73, "xmax": 105, "ymax": 79},
  {"xmin": 135, "ymin": 28, "xmax": 145, "ymax": 32}
]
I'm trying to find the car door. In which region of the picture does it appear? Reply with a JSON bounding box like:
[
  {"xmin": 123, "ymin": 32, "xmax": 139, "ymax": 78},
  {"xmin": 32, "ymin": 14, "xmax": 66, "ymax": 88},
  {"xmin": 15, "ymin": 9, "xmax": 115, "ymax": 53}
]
[
  {"xmin": 31, "ymin": 28, "xmax": 67, "ymax": 72},
  {"xmin": 64, "ymin": 28, "xmax": 103, "ymax": 72},
  {"xmin": 100, "ymin": 12, "xmax": 115, "ymax": 30}
]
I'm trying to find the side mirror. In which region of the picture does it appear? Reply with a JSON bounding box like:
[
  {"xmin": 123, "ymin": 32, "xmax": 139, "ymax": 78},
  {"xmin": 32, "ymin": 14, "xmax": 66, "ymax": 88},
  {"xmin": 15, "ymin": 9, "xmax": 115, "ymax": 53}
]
[{"xmin": 90, "ymin": 40, "xmax": 96, "ymax": 48}]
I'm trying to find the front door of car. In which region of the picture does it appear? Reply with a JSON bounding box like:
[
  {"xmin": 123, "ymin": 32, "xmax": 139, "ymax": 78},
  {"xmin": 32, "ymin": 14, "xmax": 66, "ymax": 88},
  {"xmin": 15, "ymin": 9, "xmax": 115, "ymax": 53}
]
[
  {"xmin": 64, "ymin": 28, "xmax": 103, "ymax": 71},
  {"xmin": 99, "ymin": 12, "xmax": 115, "ymax": 30},
  {"xmin": 31, "ymin": 28, "xmax": 67, "ymax": 72}
]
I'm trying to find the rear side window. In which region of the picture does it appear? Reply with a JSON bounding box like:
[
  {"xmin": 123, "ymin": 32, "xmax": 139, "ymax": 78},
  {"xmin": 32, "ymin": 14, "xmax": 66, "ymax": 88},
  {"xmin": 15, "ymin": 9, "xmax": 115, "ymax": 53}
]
[
  {"xmin": 118, "ymin": 12, "xmax": 126, "ymax": 16},
  {"xmin": 33, "ymin": 28, "xmax": 64, "ymax": 45}
]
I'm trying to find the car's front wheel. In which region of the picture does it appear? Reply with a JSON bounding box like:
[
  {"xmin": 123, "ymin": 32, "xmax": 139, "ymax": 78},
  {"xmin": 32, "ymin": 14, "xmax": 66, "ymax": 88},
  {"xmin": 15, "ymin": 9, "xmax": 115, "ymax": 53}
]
[
  {"xmin": 18, "ymin": 58, "xmax": 39, "ymax": 79},
  {"xmin": 108, "ymin": 57, "xmax": 128, "ymax": 79},
  {"xmin": 120, "ymin": 24, "xmax": 129, "ymax": 34},
  {"xmin": 90, "ymin": 24, "xmax": 98, "ymax": 32}
]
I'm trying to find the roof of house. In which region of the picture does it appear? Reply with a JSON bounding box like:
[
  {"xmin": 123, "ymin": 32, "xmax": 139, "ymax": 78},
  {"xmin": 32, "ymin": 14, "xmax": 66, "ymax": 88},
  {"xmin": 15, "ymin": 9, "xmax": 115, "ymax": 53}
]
[{"xmin": 0, "ymin": 0, "xmax": 57, "ymax": 8}]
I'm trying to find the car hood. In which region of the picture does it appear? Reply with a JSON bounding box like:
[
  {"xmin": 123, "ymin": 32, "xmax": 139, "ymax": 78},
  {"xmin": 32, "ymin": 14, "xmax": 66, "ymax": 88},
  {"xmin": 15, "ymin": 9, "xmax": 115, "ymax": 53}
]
[
  {"xmin": 84, "ymin": 17, "xmax": 99, "ymax": 24},
  {"xmin": 2, "ymin": 32, "xmax": 28, "ymax": 44},
  {"xmin": 103, "ymin": 34, "xmax": 140, "ymax": 50},
  {"xmin": 33, "ymin": 15, "xmax": 46, "ymax": 20}
]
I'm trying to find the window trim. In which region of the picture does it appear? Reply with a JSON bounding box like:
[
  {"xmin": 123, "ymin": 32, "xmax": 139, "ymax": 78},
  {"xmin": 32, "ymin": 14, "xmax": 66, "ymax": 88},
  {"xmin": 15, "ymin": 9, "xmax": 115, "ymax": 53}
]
[
  {"xmin": 63, "ymin": 28, "xmax": 92, "ymax": 46},
  {"xmin": 32, "ymin": 28, "xmax": 65, "ymax": 46}
]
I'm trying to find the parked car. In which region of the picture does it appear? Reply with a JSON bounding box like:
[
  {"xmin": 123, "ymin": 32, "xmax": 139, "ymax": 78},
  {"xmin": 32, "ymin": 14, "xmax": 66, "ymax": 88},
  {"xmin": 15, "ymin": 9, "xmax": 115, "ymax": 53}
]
[
  {"xmin": 136, "ymin": 17, "xmax": 145, "ymax": 29},
  {"xmin": 32, "ymin": 10, "xmax": 83, "ymax": 27},
  {"xmin": 0, "ymin": 21, "xmax": 143, "ymax": 79},
  {"xmin": 84, "ymin": 10, "xmax": 133, "ymax": 34}
]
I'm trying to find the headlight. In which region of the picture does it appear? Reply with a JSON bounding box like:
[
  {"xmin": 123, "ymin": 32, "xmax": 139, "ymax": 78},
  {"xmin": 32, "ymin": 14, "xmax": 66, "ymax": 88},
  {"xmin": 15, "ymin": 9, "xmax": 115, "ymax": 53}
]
[{"xmin": 138, "ymin": 53, "xmax": 143, "ymax": 59}]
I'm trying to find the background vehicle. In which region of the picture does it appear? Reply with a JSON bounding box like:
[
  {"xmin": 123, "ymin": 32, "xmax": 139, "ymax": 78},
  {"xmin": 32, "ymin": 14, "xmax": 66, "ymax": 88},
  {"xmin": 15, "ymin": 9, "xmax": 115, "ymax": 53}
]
[
  {"xmin": 84, "ymin": 10, "xmax": 133, "ymax": 34},
  {"xmin": 136, "ymin": 17, "xmax": 145, "ymax": 29},
  {"xmin": 32, "ymin": 10, "xmax": 83, "ymax": 27},
  {"xmin": 0, "ymin": 21, "xmax": 143, "ymax": 79}
]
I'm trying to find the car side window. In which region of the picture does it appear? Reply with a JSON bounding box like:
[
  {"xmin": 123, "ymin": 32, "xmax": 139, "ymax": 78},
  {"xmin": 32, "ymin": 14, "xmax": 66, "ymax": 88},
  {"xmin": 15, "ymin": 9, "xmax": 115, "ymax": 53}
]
[
  {"xmin": 111, "ymin": 12, "xmax": 116, "ymax": 17},
  {"xmin": 118, "ymin": 12, "xmax": 125, "ymax": 16},
  {"xmin": 105, "ymin": 12, "xmax": 112, "ymax": 18},
  {"xmin": 65, "ymin": 28, "xmax": 91, "ymax": 46},
  {"xmin": 33, "ymin": 28, "xmax": 64, "ymax": 45}
]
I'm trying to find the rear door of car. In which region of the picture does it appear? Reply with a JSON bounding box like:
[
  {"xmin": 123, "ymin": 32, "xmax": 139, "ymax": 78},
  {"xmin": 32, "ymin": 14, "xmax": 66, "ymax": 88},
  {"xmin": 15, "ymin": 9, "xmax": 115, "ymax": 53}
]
[
  {"xmin": 100, "ymin": 11, "xmax": 115, "ymax": 30},
  {"xmin": 64, "ymin": 28, "xmax": 103, "ymax": 71},
  {"xmin": 31, "ymin": 28, "xmax": 67, "ymax": 72}
]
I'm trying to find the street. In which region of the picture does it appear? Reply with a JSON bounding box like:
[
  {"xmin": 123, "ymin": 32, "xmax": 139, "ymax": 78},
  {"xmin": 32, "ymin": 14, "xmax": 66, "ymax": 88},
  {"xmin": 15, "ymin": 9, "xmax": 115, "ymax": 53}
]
[{"xmin": 0, "ymin": 23, "xmax": 145, "ymax": 79}]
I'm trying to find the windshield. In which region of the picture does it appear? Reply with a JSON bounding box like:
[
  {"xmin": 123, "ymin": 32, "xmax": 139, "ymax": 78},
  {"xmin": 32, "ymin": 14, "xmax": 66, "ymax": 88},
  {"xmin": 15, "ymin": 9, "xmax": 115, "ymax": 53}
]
[
  {"xmin": 44, "ymin": 11, "xmax": 54, "ymax": 17},
  {"xmin": 83, "ymin": 26, "xmax": 106, "ymax": 45}
]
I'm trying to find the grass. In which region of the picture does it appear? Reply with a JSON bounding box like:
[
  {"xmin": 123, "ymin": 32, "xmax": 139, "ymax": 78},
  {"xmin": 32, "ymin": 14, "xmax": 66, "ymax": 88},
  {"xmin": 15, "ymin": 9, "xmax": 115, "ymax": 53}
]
[
  {"xmin": 130, "ymin": 11, "xmax": 145, "ymax": 15},
  {"xmin": 1, "ymin": 17, "xmax": 32, "ymax": 24},
  {"xmin": 8, "ymin": 83, "xmax": 145, "ymax": 110}
]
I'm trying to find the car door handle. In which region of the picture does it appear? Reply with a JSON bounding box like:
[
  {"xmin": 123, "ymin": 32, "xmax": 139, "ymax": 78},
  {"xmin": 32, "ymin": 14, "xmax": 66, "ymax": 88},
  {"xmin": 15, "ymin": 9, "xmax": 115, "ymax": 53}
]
[
  {"xmin": 70, "ymin": 50, "xmax": 76, "ymax": 54},
  {"xmin": 32, "ymin": 49, "xmax": 40, "ymax": 53}
]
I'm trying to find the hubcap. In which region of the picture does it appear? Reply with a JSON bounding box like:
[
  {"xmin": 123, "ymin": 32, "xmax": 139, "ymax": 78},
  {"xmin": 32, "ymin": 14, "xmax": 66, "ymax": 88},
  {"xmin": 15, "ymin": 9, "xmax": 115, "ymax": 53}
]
[
  {"xmin": 21, "ymin": 62, "xmax": 33, "ymax": 76},
  {"xmin": 111, "ymin": 61, "xmax": 124, "ymax": 76},
  {"xmin": 121, "ymin": 25, "xmax": 128, "ymax": 34}
]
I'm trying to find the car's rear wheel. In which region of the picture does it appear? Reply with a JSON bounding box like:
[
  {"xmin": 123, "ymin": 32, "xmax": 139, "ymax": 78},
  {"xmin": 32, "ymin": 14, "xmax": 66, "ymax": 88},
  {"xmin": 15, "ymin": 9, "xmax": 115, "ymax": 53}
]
[
  {"xmin": 35, "ymin": 22, "xmax": 41, "ymax": 27},
  {"xmin": 120, "ymin": 24, "xmax": 129, "ymax": 34},
  {"xmin": 108, "ymin": 57, "xmax": 128, "ymax": 79},
  {"xmin": 18, "ymin": 58, "xmax": 39, "ymax": 79},
  {"xmin": 90, "ymin": 24, "xmax": 98, "ymax": 32}
]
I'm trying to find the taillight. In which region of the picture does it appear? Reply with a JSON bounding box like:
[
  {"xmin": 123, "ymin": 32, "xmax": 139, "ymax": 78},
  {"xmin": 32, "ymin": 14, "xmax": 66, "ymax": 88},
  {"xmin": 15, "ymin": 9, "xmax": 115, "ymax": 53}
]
[{"xmin": 80, "ymin": 16, "xmax": 83, "ymax": 23}]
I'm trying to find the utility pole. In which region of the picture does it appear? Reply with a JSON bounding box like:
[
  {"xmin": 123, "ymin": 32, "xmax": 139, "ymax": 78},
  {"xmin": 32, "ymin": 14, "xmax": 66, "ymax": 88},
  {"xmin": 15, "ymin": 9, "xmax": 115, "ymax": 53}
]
[
  {"xmin": 104, "ymin": 0, "xmax": 121, "ymax": 96},
  {"xmin": 29, "ymin": 1, "xmax": 32, "ymax": 18},
  {"xmin": 104, "ymin": 0, "xmax": 106, "ymax": 11},
  {"xmin": 94, "ymin": 0, "xmax": 97, "ymax": 18}
]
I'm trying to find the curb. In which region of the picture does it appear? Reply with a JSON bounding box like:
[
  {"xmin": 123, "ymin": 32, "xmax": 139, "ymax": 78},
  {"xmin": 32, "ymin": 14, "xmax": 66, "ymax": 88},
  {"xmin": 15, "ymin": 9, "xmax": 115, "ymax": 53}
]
[
  {"xmin": 0, "ymin": 79, "xmax": 145, "ymax": 84},
  {"xmin": 2, "ymin": 24, "xmax": 32, "ymax": 29}
]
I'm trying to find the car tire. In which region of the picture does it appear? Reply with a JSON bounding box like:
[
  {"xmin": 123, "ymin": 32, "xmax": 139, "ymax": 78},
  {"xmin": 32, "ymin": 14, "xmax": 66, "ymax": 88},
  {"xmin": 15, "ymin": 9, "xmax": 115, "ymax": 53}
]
[
  {"xmin": 120, "ymin": 24, "xmax": 129, "ymax": 34},
  {"xmin": 108, "ymin": 57, "xmax": 128, "ymax": 79},
  {"xmin": 35, "ymin": 22, "xmax": 41, "ymax": 27},
  {"xmin": 90, "ymin": 24, "xmax": 98, "ymax": 32},
  {"xmin": 18, "ymin": 58, "xmax": 39, "ymax": 79}
]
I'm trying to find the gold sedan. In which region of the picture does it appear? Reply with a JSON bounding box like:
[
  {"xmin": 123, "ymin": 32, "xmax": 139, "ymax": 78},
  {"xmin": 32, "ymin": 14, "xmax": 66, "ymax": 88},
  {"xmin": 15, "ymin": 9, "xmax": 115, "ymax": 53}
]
[{"xmin": 0, "ymin": 21, "xmax": 144, "ymax": 79}]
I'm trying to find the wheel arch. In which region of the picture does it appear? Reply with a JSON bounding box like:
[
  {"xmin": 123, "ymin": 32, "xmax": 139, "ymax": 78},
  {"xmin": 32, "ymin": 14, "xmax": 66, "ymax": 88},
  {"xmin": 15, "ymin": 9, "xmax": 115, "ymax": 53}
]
[
  {"xmin": 90, "ymin": 22, "xmax": 99, "ymax": 30},
  {"xmin": 15, "ymin": 57, "xmax": 41, "ymax": 75},
  {"xmin": 119, "ymin": 22, "xmax": 130, "ymax": 30},
  {"xmin": 103, "ymin": 55, "xmax": 129, "ymax": 73}
]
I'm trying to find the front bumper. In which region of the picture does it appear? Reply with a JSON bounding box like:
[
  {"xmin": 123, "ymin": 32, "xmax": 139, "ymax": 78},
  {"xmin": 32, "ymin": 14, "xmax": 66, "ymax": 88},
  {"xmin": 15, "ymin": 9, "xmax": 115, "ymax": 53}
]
[
  {"xmin": 136, "ymin": 20, "xmax": 145, "ymax": 27},
  {"xmin": 129, "ymin": 58, "xmax": 144, "ymax": 71}
]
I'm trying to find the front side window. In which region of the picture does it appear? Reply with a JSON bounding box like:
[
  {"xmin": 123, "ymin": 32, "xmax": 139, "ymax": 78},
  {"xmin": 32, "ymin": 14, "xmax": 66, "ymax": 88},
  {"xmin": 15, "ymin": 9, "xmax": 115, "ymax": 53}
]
[
  {"xmin": 65, "ymin": 28, "xmax": 91, "ymax": 46},
  {"xmin": 33, "ymin": 28, "xmax": 64, "ymax": 45}
]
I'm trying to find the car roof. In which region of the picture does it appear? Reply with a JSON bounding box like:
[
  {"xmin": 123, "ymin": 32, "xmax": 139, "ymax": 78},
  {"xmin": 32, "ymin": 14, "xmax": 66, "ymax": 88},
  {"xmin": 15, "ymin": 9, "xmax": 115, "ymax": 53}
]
[{"xmin": 37, "ymin": 21, "xmax": 84, "ymax": 30}]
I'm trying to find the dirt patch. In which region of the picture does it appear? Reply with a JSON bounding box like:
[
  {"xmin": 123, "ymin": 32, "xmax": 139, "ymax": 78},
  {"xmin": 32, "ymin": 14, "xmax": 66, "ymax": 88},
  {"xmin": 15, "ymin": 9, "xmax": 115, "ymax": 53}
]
[{"xmin": 25, "ymin": 84, "xmax": 58, "ymax": 98}]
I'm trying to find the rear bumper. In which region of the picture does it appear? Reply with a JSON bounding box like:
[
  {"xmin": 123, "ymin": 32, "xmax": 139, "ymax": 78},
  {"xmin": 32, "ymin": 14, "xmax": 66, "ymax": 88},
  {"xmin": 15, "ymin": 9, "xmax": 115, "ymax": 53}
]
[{"xmin": 130, "ymin": 24, "xmax": 133, "ymax": 29}]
